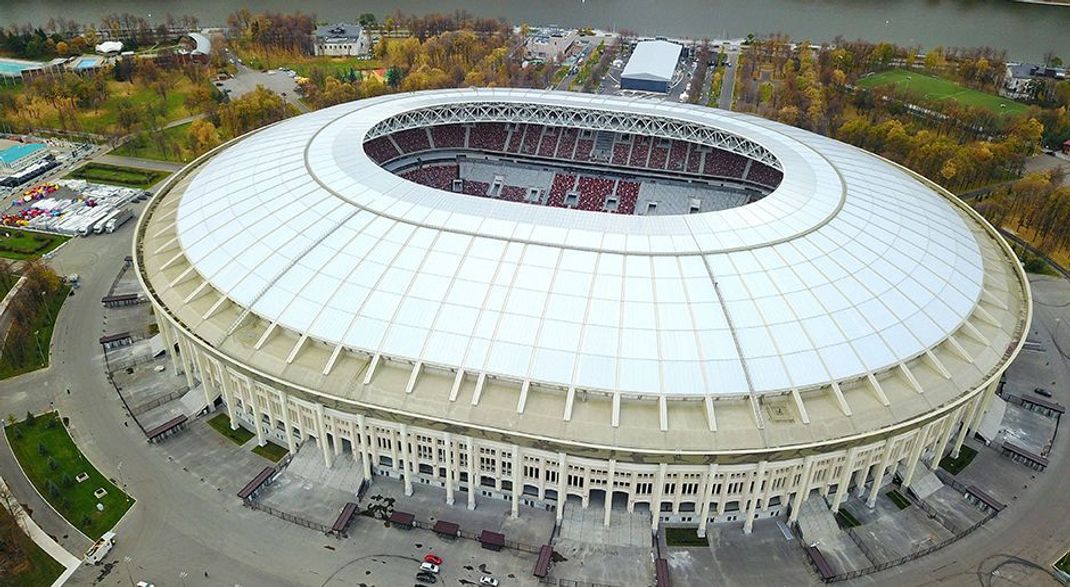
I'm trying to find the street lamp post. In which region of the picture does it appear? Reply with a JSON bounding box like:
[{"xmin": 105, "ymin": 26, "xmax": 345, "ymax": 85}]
[{"xmin": 33, "ymin": 330, "xmax": 44, "ymax": 364}]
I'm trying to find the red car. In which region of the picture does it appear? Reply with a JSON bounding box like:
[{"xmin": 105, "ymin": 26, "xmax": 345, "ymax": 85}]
[{"xmin": 423, "ymin": 554, "xmax": 443, "ymax": 566}]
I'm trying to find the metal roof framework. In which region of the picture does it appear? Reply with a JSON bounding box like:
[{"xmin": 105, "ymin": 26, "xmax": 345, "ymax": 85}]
[{"xmin": 365, "ymin": 101, "xmax": 781, "ymax": 169}]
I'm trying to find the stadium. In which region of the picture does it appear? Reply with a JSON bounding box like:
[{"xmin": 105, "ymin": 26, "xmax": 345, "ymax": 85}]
[{"xmin": 135, "ymin": 88, "xmax": 1030, "ymax": 536}]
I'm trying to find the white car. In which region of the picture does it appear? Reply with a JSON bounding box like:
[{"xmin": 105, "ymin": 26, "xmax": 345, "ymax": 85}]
[
  {"xmin": 480, "ymin": 577, "xmax": 499, "ymax": 586},
  {"xmin": 419, "ymin": 562, "xmax": 440, "ymax": 574},
  {"xmin": 135, "ymin": 582, "xmax": 155, "ymax": 587}
]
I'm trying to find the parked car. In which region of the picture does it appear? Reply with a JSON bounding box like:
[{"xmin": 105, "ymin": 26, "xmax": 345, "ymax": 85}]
[
  {"xmin": 480, "ymin": 576, "xmax": 499, "ymax": 586},
  {"xmin": 416, "ymin": 572, "xmax": 437, "ymax": 584},
  {"xmin": 1034, "ymin": 387, "xmax": 1053, "ymax": 398},
  {"xmin": 423, "ymin": 554, "xmax": 443, "ymax": 565},
  {"xmin": 419, "ymin": 562, "xmax": 440, "ymax": 574}
]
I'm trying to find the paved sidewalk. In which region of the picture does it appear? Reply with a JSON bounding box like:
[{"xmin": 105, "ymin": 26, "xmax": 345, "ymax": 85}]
[{"xmin": 0, "ymin": 474, "xmax": 82, "ymax": 586}]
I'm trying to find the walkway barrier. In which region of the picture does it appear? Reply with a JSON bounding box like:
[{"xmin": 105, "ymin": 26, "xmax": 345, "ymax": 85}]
[{"xmin": 248, "ymin": 501, "xmax": 331, "ymax": 534}]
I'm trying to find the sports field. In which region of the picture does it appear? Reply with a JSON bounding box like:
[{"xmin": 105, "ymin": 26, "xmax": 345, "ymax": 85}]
[{"xmin": 858, "ymin": 69, "xmax": 1027, "ymax": 117}]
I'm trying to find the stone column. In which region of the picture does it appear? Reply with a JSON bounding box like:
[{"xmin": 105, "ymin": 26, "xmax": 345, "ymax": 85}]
[
  {"xmin": 219, "ymin": 369, "xmax": 238, "ymax": 431},
  {"xmin": 314, "ymin": 403, "xmax": 333, "ymax": 468},
  {"xmin": 555, "ymin": 452, "xmax": 567, "ymax": 523},
  {"xmin": 651, "ymin": 463, "xmax": 667, "ymax": 532},
  {"xmin": 952, "ymin": 396, "xmax": 982, "ymax": 458},
  {"xmin": 867, "ymin": 440, "xmax": 896, "ymax": 507},
  {"xmin": 356, "ymin": 415, "xmax": 372, "ymax": 479},
  {"xmin": 248, "ymin": 383, "xmax": 265, "ymax": 447},
  {"xmin": 788, "ymin": 456, "xmax": 815, "ymax": 524},
  {"xmin": 159, "ymin": 317, "xmax": 180, "ymax": 374},
  {"xmin": 443, "ymin": 432, "xmax": 455, "ymax": 506},
  {"xmin": 831, "ymin": 448, "xmax": 858, "ymax": 513},
  {"xmin": 697, "ymin": 463, "xmax": 718, "ymax": 538},
  {"xmin": 280, "ymin": 394, "xmax": 296, "ymax": 453},
  {"xmin": 511, "ymin": 445, "xmax": 522, "ymax": 519},
  {"xmin": 743, "ymin": 461, "xmax": 767, "ymax": 534},
  {"xmin": 466, "ymin": 440, "xmax": 476, "ymax": 510},
  {"xmin": 398, "ymin": 423, "xmax": 412, "ymax": 496},
  {"xmin": 902, "ymin": 423, "xmax": 933, "ymax": 489},
  {"xmin": 603, "ymin": 459, "xmax": 616, "ymax": 527}
]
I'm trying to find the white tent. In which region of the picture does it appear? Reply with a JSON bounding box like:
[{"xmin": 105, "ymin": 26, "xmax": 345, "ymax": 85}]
[{"xmin": 95, "ymin": 41, "xmax": 123, "ymax": 55}]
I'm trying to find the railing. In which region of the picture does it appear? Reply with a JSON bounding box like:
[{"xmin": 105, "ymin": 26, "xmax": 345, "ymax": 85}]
[
  {"xmin": 820, "ymin": 509, "xmax": 998, "ymax": 582},
  {"xmin": 248, "ymin": 501, "xmax": 331, "ymax": 534},
  {"xmin": 537, "ymin": 577, "xmax": 629, "ymax": 587},
  {"xmin": 129, "ymin": 389, "xmax": 189, "ymax": 416}
]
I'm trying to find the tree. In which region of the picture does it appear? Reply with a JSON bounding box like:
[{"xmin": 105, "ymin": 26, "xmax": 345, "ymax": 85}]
[
  {"xmin": 358, "ymin": 13, "xmax": 377, "ymax": 28},
  {"xmin": 187, "ymin": 119, "xmax": 222, "ymax": 155},
  {"xmin": 385, "ymin": 65, "xmax": 404, "ymax": 88}
]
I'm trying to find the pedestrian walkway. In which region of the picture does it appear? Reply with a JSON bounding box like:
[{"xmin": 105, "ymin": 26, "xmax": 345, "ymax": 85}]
[{"xmin": 0, "ymin": 475, "xmax": 82, "ymax": 586}]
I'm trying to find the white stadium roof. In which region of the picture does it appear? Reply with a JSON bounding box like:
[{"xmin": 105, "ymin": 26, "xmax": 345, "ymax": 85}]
[
  {"xmin": 173, "ymin": 88, "xmax": 987, "ymax": 400},
  {"xmin": 621, "ymin": 40, "xmax": 683, "ymax": 83}
]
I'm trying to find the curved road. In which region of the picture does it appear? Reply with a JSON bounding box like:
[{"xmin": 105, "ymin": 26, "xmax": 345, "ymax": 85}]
[{"xmin": 0, "ymin": 203, "xmax": 1067, "ymax": 586}]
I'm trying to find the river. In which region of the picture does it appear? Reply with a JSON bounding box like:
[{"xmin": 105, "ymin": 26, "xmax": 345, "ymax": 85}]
[{"xmin": 0, "ymin": 0, "xmax": 1066, "ymax": 63}]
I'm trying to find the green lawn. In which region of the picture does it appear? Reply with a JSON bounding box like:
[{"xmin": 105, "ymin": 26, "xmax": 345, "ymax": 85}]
[
  {"xmin": 207, "ymin": 413, "xmax": 253, "ymax": 445},
  {"xmin": 835, "ymin": 509, "xmax": 861, "ymax": 528},
  {"xmin": 886, "ymin": 489, "xmax": 911, "ymax": 510},
  {"xmin": 6, "ymin": 412, "xmax": 134, "ymax": 540},
  {"xmin": 664, "ymin": 526, "xmax": 710, "ymax": 547},
  {"xmin": 858, "ymin": 69, "xmax": 1028, "ymax": 117},
  {"xmin": 0, "ymin": 506, "xmax": 65, "ymax": 586},
  {"xmin": 252, "ymin": 441, "xmax": 289, "ymax": 462},
  {"xmin": 111, "ymin": 123, "xmax": 194, "ymax": 163},
  {"xmin": 1056, "ymin": 550, "xmax": 1070, "ymax": 576},
  {"xmin": 0, "ymin": 227, "xmax": 69, "ymax": 261},
  {"xmin": 0, "ymin": 285, "xmax": 69, "ymax": 380},
  {"xmin": 939, "ymin": 445, "xmax": 978, "ymax": 475},
  {"xmin": 66, "ymin": 162, "xmax": 168, "ymax": 189}
]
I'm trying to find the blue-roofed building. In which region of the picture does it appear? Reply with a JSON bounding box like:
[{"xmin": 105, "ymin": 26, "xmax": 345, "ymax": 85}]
[{"xmin": 0, "ymin": 141, "xmax": 49, "ymax": 173}]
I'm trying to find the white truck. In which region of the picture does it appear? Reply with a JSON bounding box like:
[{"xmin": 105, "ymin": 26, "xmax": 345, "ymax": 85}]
[
  {"xmin": 105, "ymin": 208, "xmax": 133, "ymax": 233},
  {"xmin": 84, "ymin": 531, "xmax": 116, "ymax": 564}
]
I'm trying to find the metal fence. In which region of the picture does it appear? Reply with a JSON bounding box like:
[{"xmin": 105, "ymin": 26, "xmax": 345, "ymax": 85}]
[
  {"xmin": 129, "ymin": 389, "xmax": 189, "ymax": 416},
  {"xmin": 537, "ymin": 577, "xmax": 629, "ymax": 587},
  {"xmin": 248, "ymin": 501, "xmax": 331, "ymax": 534},
  {"xmin": 819, "ymin": 509, "xmax": 998, "ymax": 582}
]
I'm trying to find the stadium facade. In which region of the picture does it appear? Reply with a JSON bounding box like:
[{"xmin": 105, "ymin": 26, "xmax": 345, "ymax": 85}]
[{"xmin": 135, "ymin": 89, "xmax": 1030, "ymax": 535}]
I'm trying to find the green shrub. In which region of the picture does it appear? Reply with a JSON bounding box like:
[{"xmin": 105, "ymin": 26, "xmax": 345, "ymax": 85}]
[
  {"xmin": 36, "ymin": 442, "xmax": 47, "ymax": 456},
  {"xmin": 24, "ymin": 411, "xmax": 35, "ymax": 426},
  {"xmin": 46, "ymin": 480, "xmax": 59, "ymax": 498},
  {"xmin": 62, "ymin": 474, "xmax": 72, "ymax": 487},
  {"xmin": 47, "ymin": 456, "xmax": 58, "ymax": 471}
]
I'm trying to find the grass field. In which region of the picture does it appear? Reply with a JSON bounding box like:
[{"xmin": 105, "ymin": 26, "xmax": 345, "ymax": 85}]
[
  {"xmin": 0, "ymin": 285, "xmax": 69, "ymax": 380},
  {"xmin": 0, "ymin": 506, "xmax": 65, "ymax": 586},
  {"xmin": 6, "ymin": 412, "xmax": 134, "ymax": 540},
  {"xmin": 252, "ymin": 441, "xmax": 288, "ymax": 462},
  {"xmin": 236, "ymin": 47, "xmax": 382, "ymax": 78},
  {"xmin": 111, "ymin": 123, "xmax": 194, "ymax": 163},
  {"xmin": 0, "ymin": 228, "xmax": 69, "ymax": 261},
  {"xmin": 886, "ymin": 490, "xmax": 911, "ymax": 510},
  {"xmin": 835, "ymin": 509, "xmax": 861, "ymax": 528},
  {"xmin": 939, "ymin": 445, "xmax": 978, "ymax": 475},
  {"xmin": 207, "ymin": 413, "xmax": 253, "ymax": 445},
  {"xmin": 664, "ymin": 527, "xmax": 709, "ymax": 547},
  {"xmin": 858, "ymin": 69, "xmax": 1028, "ymax": 117},
  {"xmin": 67, "ymin": 162, "xmax": 168, "ymax": 189}
]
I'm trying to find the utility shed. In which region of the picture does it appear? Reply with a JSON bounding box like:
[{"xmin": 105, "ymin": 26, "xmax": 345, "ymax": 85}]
[{"xmin": 620, "ymin": 40, "xmax": 683, "ymax": 93}]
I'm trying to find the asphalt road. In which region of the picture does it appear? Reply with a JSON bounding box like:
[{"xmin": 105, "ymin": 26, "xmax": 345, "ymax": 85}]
[{"xmin": 718, "ymin": 51, "xmax": 739, "ymax": 111}]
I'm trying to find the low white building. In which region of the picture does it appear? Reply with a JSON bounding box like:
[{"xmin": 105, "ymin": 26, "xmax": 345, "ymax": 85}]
[
  {"xmin": 313, "ymin": 23, "xmax": 369, "ymax": 57},
  {"xmin": 525, "ymin": 27, "xmax": 578, "ymax": 62}
]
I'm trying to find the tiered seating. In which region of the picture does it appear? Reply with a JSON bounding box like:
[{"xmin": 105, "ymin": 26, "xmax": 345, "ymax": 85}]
[
  {"xmin": 364, "ymin": 137, "xmax": 400, "ymax": 163},
  {"xmin": 686, "ymin": 145, "xmax": 702, "ymax": 174},
  {"xmin": 614, "ymin": 180, "xmax": 640, "ymax": 215},
  {"xmin": 462, "ymin": 180, "xmax": 490, "ymax": 196},
  {"xmin": 393, "ymin": 128, "xmax": 431, "ymax": 154},
  {"xmin": 667, "ymin": 141, "xmax": 688, "ymax": 171},
  {"xmin": 704, "ymin": 149, "xmax": 748, "ymax": 178},
  {"xmin": 499, "ymin": 185, "xmax": 527, "ymax": 202},
  {"xmin": 399, "ymin": 165, "xmax": 458, "ymax": 190},
  {"xmin": 538, "ymin": 127, "xmax": 560, "ymax": 157},
  {"xmin": 521, "ymin": 125, "xmax": 542, "ymax": 155},
  {"xmin": 629, "ymin": 136, "xmax": 650, "ymax": 167},
  {"xmin": 576, "ymin": 176, "xmax": 615, "ymax": 211},
  {"xmin": 506, "ymin": 125, "xmax": 525, "ymax": 153},
  {"xmin": 469, "ymin": 123, "xmax": 508, "ymax": 151},
  {"xmin": 612, "ymin": 141, "xmax": 631, "ymax": 166},
  {"xmin": 574, "ymin": 139, "xmax": 594, "ymax": 162},
  {"xmin": 747, "ymin": 162, "xmax": 783, "ymax": 188},
  {"xmin": 430, "ymin": 124, "xmax": 466, "ymax": 149},
  {"xmin": 547, "ymin": 173, "xmax": 576, "ymax": 207},
  {"xmin": 556, "ymin": 129, "xmax": 578, "ymax": 159},
  {"xmin": 649, "ymin": 143, "xmax": 669, "ymax": 169}
]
